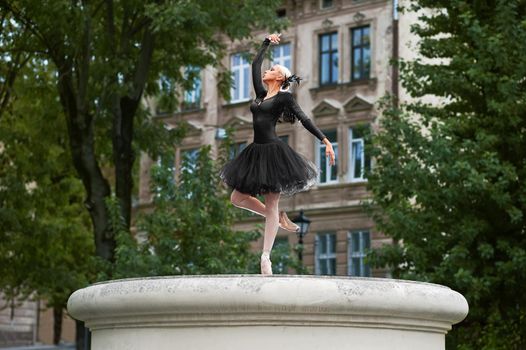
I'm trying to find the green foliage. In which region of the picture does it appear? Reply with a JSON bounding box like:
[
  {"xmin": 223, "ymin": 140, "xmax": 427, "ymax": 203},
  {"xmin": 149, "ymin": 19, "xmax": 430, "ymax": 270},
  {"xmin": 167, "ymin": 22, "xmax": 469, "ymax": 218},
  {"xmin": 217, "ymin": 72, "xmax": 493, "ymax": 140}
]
[
  {"xmin": 0, "ymin": 58, "xmax": 94, "ymax": 309},
  {"xmin": 364, "ymin": 1, "xmax": 526, "ymax": 349}
]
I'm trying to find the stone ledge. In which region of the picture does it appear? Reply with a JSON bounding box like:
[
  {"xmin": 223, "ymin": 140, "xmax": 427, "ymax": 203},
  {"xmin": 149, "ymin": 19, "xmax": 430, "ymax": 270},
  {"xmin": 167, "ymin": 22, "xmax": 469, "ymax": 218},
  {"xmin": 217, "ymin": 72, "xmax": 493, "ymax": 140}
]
[{"xmin": 68, "ymin": 275, "xmax": 468, "ymax": 335}]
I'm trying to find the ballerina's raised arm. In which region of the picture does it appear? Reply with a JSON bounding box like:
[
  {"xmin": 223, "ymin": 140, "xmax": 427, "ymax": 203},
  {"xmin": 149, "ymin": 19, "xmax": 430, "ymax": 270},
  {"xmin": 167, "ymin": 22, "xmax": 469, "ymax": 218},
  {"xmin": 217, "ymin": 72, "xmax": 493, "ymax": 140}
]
[{"xmin": 252, "ymin": 33, "xmax": 280, "ymax": 98}]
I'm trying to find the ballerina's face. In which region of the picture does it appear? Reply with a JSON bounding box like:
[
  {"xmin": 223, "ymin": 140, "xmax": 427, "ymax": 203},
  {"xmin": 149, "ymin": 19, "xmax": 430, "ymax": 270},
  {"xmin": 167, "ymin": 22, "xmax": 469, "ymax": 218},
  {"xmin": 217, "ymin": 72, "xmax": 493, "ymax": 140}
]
[{"xmin": 262, "ymin": 64, "xmax": 285, "ymax": 84}]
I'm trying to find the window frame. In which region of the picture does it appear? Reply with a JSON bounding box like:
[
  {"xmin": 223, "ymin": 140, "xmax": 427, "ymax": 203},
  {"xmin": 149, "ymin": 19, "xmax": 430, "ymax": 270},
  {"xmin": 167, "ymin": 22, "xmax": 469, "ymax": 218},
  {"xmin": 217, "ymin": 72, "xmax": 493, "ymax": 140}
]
[
  {"xmin": 230, "ymin": 52, "xmax": 251, "ymax": 103},
  {"xmin": 154, "ymin": 151, "xmax": 176, "ymax": 198},
  {"xmin": 271, "ymin": 42, "xmax": 292, "ymax": 71},
  {"xmin": 347, "ymin": 230, "xmax": 371, "ymax": 277},
  {"xmin": 318, "ymin": 31, "xmax": 339, "ymax": 86},
  {"xmin": 182, "ymin": 65, "xmax": 202, "ymax": 111},
  {"xmin": 273, "ymin": 236, "xmax": 290, "ymax": 274},
  {"xmin": 347, "ymin": 126, "xmax": 370, "ymax": 183},
  {"xmin": 179, "ymin": 147, "xmax": 200, "ymax": 176},
  {"xmin": 316, "ymin": 129, "xmax": 339, "ymax": 185},
  {"xmin": 314, "ymin": 232, "xmax": 337, "ymax": 275},
  {"xmin": 351, "ymin": 25, "xmax": 371, "ymax": 81}
]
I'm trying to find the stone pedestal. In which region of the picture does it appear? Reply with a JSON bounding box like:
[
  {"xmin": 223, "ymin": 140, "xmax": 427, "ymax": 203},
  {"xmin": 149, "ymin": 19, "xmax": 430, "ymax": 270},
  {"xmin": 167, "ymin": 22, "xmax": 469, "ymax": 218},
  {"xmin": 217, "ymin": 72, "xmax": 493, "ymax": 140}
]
[{"xmin": 67, "ymin": 275, "xmax": 468, "ymax": 350}]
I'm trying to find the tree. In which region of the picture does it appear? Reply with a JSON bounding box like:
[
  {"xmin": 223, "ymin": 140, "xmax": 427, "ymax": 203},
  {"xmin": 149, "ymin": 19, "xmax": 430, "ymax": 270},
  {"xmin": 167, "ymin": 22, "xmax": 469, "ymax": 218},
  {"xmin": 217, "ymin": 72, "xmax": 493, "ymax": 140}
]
[
  {"xmin": 364, "ymin": 1, "xmax": 526, "ymax": 349},
  {"xmin": 0, "ymin": 0, "xmax": 287, "ymax": 264},
  {"xmin": 0, "ymin": 56, "xmax": 94, "ymax": 345}
]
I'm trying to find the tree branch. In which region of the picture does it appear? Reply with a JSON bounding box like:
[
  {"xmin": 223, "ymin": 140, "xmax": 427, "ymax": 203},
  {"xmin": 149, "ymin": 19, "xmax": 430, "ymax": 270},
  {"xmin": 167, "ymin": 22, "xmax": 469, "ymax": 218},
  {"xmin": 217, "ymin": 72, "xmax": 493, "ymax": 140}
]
[
  {"xmin": 104, "ymin": 0, "xmax": 116, "ymax": 53},
  {"xmin": 0, "ymin": 53, "xmax": 31, "ymax": 118},
  {"xmin": 77, "ymin": 0, "xmax": 91, "ymax": 114},
  {"xmin": 131, "ymin": 23, "xmax": 155, "ymax": 100}
]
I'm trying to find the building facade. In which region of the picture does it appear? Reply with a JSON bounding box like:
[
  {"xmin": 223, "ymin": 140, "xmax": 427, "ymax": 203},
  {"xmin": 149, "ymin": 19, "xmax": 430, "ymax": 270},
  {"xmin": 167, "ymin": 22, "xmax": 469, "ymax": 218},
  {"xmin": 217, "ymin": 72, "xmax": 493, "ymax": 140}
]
[{"xmin": 138, "ymin": 0, "xmax": 418, "ymax": 277}]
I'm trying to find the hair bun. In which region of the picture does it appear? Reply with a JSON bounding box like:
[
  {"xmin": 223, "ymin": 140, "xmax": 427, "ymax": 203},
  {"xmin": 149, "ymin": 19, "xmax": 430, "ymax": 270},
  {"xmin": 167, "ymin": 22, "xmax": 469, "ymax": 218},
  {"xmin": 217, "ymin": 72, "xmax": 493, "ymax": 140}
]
[
  {"xmin": 286, "ymin": 74, "xmax": 302, "ymax": 85},
  {"xmin": 281, "ymin": 74, "xmax": 302, "ymax": 91}
]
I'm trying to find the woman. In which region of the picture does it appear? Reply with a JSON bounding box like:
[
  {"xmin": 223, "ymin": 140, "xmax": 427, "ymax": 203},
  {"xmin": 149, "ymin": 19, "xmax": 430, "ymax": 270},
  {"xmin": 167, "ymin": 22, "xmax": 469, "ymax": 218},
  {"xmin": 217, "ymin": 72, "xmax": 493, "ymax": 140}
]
[{"xmin": 219, "ymin": 33, "xmax": 336, "ymax": 275}]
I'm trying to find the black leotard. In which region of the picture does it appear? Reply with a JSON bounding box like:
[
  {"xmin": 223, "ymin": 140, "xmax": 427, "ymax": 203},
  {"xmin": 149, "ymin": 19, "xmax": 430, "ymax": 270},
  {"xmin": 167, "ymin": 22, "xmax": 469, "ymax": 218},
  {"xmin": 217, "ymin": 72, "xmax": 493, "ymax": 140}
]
[{"xmin": 249, "ymin": 38, "xmax": 327, "ymax": 144}]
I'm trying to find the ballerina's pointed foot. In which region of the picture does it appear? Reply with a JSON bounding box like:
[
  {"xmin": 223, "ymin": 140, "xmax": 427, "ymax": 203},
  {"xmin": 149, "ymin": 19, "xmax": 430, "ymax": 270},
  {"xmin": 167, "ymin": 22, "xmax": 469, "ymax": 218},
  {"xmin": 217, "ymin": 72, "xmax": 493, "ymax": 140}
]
[
  {"xmin": 260, "ymin": 251, "xmax": 273, "ymax": 275},
  {"xmin": 279, "ymin": 211, "xmax": 300, "ymax": 232}
]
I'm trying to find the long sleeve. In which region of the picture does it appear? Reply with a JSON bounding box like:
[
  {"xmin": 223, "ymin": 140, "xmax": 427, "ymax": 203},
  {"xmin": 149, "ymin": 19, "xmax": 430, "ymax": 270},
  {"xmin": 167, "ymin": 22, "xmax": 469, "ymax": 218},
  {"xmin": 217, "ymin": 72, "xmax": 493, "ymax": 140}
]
[
  {"xmin": 252, "ymin": 38, "xmax": 270, "ymax": 98},
  {"xmin": 282, "ymin": 92, "xmax": 327, "ymax": 142}
]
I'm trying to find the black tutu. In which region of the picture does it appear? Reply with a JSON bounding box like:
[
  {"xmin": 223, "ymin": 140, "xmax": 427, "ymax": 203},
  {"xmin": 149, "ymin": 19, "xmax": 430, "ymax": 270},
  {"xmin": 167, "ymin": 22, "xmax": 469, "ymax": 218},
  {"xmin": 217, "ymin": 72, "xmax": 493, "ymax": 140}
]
[{"xmin": 219, "ymin": 139, "xmax": 319, "ymax": 197}]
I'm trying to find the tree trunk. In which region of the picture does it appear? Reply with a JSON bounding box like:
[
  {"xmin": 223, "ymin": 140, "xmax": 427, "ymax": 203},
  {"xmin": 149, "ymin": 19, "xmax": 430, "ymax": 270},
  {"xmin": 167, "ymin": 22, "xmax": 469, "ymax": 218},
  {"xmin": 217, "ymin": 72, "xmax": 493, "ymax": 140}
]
[
  {"xmin": 53, "ymin": 306, "xmax": 62, "ymax": 345},
  {"xmin": 113, "ymin": 96, "xmax": 136, "ymax": 228},
  {"xmin": 113, "ymin": 26, "xmax": 155, "ymax": 228},
  {"xmin": 56, "ymin": 67, "xmax": 115, "ymax": 262},
  {"xmin": 52, "ymin": 6, "xmax": 115, "ymax": 262}
]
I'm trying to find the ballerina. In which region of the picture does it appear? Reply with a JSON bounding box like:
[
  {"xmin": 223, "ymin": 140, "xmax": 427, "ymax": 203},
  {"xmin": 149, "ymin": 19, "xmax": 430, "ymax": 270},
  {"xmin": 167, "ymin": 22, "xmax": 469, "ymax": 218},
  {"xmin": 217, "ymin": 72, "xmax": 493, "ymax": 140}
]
[{"xmin": 219, "ymin": 33, "xmax": 336, "ymax": 275}]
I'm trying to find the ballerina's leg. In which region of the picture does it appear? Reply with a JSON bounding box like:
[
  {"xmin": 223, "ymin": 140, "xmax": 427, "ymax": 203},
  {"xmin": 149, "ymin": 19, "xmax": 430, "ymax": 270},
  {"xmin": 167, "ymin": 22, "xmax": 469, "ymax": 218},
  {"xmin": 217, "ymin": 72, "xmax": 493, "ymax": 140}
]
[
  {"xmin": 231, "ymin": 188, "xmax": 299, "ymax": 236},
  {"xmin": 262, "ymin": 191, "xmax": 280, "ymax": 254},
  {"xmin": 230, "ymin": 189, "xmax": 266, "ymax": 217}
]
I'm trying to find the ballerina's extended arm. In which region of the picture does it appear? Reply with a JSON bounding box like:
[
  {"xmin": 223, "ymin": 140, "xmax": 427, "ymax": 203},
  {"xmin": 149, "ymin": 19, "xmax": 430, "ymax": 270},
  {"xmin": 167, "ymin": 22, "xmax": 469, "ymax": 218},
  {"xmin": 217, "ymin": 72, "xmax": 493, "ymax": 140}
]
[
  {"xmin": 252, "ymin": 37, "xmax": 270, "ymax": 99},
  {"xmin": 282, "ymin": 92, "xmax": 327, "ymax": 142},
  {"xmin": 284, "ymin": 94, "xmax": 336, "ymax": 165}
]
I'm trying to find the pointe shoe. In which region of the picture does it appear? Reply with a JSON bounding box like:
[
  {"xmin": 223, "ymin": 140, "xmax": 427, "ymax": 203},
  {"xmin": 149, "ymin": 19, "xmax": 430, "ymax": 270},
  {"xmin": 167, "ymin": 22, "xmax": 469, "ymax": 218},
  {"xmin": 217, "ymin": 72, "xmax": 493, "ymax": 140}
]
[
  {"xmin": 279, "ymin": 211, "xmax": 300, "ymax": 233},
  {"xmin": 260, "ymin": 252, "xmax": 273, "ymax": 275}
]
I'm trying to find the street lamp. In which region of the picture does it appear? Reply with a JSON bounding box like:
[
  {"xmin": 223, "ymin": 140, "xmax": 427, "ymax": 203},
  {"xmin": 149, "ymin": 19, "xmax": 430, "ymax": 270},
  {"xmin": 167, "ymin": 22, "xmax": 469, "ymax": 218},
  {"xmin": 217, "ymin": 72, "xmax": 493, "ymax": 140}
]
[{"xmin": 292, "ymin": 209, "xmax": 311, "ymax": 263}]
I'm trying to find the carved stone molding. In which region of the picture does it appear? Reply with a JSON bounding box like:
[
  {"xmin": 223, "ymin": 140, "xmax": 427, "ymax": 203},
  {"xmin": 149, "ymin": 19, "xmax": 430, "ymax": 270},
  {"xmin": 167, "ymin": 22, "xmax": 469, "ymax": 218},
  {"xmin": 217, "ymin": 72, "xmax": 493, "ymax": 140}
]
[
  {"xmin": 312, "ymin": 99, "xmax": 341, "ymax": 118},
  {"xmin": 185, "ymin": 120, "xmax": 204, "ymax": 136},
  {"xmin": 343, "ymin": 94, "xmax": 374, "ymax": 114}
]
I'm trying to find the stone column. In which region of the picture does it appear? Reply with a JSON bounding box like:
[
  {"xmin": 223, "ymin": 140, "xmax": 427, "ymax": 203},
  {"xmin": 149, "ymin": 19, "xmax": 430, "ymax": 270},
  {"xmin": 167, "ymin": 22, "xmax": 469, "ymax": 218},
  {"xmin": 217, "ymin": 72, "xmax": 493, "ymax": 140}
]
[{"xmin": 67, "ymin": 275, "xmax": 468, "ymax": 350}]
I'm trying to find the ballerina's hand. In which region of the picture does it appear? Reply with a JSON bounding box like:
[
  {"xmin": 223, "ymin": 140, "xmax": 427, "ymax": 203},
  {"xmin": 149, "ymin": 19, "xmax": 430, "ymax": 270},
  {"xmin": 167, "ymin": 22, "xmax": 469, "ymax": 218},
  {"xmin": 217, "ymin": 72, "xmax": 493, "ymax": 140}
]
[
  {"xmin": 266, "ymin": 33, "xmax": 281, "ymax": 44},
  {"xmin": 325, "ymin": 143, "xmax": 336, "ymax": 166}
]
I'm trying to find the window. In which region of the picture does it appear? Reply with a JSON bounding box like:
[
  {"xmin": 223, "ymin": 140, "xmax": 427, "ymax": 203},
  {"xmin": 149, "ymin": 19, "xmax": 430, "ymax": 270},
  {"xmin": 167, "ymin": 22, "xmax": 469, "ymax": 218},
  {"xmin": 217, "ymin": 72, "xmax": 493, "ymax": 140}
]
[
  {"xmin": 348, "ymin": 125, "xmax": 371, "ymax": 181},
  {"xmin": 178, "ymin": 148, "xmax": 200, "ymax": 199},
  {"xmin": 156, "ymin": 74, "xmax": 176, "ymax": 114},
  {"xmin": 157, "ymin": 152, "xmax": 176, "ymax": 176},
  {"xmin": 154, "ymin": 152, "xmax": 175, "ymax": 199},
  {"xmin": 273, "ymin": 236, "xmax": 290, "ymax": 274},
  {"xmin": 315, "ymin": 233, "xmax": 337, "ymax": 275},
  {"xmin": 272, "ymin": 43, "xmax": 292, "ymax": 71},
  {"xmin": 321, "ymin": 0, "xmax": 333, "ymax": 9},
  {"xmin": 348, "ymin": 230, "xmax": 371, "ymax": 277},
  {"xmin": 230, "ymin": 52, "xmax": 250, "ymax": 102},
  {"xmin": 351, "ymin": 25, "xmax": 371, "ymax": 81},
  {"xmin": 228, "ymin": 141, "xmax": 247, "ymax": 160},
  {"xmin": 319, "ymin": 32, "xmax": 338, "ymax": 86},
  {"xmin": 183, "ymin": 65, "xmax": 201, "ymax": 110},
  {"xmin": 180, "ymin": 147, "xmax": 200, "ymax": 175},
  {"xmin": 317, "ymin": 129, "xmax": 338, "ymax": 184}
]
